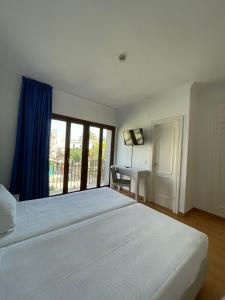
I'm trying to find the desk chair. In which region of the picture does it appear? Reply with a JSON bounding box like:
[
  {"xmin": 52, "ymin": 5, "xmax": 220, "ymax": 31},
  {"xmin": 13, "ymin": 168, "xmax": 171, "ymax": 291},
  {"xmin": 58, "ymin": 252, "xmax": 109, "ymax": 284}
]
[{"xmin": 110, "ymin": 166, "xmax": 131, "ymax": 192}]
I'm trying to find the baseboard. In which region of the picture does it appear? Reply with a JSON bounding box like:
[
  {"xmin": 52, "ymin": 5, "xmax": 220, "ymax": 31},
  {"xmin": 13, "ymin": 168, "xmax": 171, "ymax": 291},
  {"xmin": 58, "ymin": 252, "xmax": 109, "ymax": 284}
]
[
  {"xmin": 191, "ymin": 207, "xmax": 225, "ymax": 221},
  {"xmin": 117, "ymin": 187, "xmax": 225, "ymax": 220},
  {"xmin": 178, "ymin": 207, "xmax": 195, "ymax": 217},
  {"xmin": 119, "ymin": 187, "xmax": 145, "ymax": 202}
]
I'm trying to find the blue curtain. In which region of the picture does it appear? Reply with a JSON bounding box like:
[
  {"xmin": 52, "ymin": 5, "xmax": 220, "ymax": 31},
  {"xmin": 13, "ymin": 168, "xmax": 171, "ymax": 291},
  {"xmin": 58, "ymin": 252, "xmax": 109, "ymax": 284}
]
[{"xmin": 10, "ymin": 77, "xmax": 52, "ymax": 200}]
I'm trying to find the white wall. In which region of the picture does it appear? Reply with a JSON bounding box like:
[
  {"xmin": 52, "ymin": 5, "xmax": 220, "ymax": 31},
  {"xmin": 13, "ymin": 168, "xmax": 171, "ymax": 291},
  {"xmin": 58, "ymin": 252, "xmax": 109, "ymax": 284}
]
[
  {"xmin": 187, "ymin": 82, "xmax": 225, "ymax": 217},
  {"xmin": 185, "ymin": 83, "xmax": 200, "ymax": 212},
  {"xmin": 53, "ymin": 89, "xmax": 115, "ymax": 126},
  {"xmin": 0, "ymin": 72, "xmax": 21, "ymax": 190},
  {"xmin": 116, "ymin": 83, "xmax": 192, "ymax": 213},
  {"xmin": 0, "ymin": 71, "xmax": 116, "ymax": 188}
]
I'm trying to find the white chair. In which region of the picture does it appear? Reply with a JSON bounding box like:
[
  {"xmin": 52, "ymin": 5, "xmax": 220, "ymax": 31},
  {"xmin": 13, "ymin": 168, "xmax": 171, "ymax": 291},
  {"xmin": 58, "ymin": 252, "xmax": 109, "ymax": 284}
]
[{"xmin": 110, "ymin": 166, "xmax": 131, "ymax": 192}]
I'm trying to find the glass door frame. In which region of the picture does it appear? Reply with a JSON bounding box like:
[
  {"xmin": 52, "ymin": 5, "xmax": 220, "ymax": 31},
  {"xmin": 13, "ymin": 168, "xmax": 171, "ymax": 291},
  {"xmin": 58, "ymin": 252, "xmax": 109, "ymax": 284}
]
[{"xmin": 50, "ymin": 113, "xmax": 115, "ymax": 195}]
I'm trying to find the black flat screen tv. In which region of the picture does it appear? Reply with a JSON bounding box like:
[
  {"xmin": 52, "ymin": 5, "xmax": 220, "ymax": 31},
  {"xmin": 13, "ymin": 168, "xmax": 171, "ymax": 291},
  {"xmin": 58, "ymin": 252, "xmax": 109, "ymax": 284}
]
[{"xmin": 123, "ymin": 128, "xmax": 144, "ymax": 145}]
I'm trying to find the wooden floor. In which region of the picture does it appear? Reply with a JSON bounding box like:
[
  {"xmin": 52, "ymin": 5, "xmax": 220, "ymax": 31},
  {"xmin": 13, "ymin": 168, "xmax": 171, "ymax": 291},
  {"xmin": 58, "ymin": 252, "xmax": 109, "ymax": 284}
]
[{"xmin": 120, "ymin": 190, "xmax": 225, "ymax": 300}]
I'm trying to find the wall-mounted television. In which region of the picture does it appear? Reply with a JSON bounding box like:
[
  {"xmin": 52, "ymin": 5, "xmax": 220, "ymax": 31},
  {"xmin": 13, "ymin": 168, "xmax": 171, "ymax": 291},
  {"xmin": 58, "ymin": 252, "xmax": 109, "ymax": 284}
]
[{"xmin": 123, "ymin": 128, "xmax": 144, "ymax": 145}]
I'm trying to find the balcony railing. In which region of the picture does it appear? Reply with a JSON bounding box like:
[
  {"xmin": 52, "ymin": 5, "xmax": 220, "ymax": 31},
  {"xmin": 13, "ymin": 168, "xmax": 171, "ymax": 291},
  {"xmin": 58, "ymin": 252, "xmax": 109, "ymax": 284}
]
[{"xmin": 49, "ymin": 159, "xmax": 106, "ymax": 195}]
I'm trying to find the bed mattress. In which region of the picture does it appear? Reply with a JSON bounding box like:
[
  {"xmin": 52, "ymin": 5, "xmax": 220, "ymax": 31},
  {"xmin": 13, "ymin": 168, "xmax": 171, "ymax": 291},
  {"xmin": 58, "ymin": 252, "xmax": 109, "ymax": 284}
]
[
  {"xmin": 0, "ymin": 203, "xmax": 208, "ymax": 300},
  {"xmin": 0, "ymin": 187, "xmax": 136, "ymax": 247}
]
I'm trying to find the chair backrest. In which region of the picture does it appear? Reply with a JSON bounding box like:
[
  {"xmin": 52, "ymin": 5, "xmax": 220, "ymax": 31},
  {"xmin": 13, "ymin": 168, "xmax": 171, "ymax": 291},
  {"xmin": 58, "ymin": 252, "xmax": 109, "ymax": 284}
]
[{"xmin": 110, "ymin": 166, "xmax": 118, "ymax": 183}]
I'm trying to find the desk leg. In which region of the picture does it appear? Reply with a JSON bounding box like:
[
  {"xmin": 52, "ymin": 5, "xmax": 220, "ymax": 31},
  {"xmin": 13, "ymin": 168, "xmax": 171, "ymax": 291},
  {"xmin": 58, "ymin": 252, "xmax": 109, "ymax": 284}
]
[
  {"xmin": 144, "ymin": 175, "xmax": 147, "ymax": 203},
  {"xmin": 118, "ymin": 174, "xmax": 122, "ymax": 191},
  {"xmin": 135, "ymin": 175, "xmax": 139, "ymax": 201},
  {"xmin": 110, "ymin": 172, "xmax": 113, "ymax": 188}
]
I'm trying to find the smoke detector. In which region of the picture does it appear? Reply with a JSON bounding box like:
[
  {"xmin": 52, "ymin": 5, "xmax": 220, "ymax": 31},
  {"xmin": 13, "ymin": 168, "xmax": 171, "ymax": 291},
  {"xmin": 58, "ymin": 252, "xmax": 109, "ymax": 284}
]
[{"xmin": 118, "ymin": 53, "xmax": 127, "ymax": 62}]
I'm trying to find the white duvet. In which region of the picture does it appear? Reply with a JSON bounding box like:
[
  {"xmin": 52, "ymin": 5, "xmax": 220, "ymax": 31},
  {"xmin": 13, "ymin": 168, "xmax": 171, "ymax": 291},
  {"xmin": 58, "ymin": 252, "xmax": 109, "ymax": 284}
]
[
  {"xmin": 0, "ymin": 188, "xmax": 136, "ymax": 247},
  {"xmin": 0, "ymin": 203, "xmax": 208, "ymax": 300}
]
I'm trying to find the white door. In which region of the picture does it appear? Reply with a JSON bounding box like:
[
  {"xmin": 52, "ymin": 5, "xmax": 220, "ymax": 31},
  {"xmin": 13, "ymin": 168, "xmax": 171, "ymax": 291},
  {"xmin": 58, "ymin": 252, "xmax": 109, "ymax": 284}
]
[
  {"xmin": 152, "ymin": 120, "xmax": 180, "ymax": 211},
  {"xmin": 211, "ymin": 103, "xmax": 225, "ymax": 218}
]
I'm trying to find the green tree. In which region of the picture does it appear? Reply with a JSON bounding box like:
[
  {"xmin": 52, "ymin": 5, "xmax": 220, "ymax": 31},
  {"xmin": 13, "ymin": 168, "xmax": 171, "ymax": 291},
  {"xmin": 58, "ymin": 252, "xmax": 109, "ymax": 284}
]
[
  {"xmin": 89, "ymin": 131, "xmax": 99, "ymax": 160},
  {"xmin": 102, "ymin": 137, "xmax": 106, "ymax": 160},
  {"xmin": 69, "ymin": 132, "xmax": 107, "ymax": 167},
  {"xmin": 70, "ymin": 148, "xmax": 82, "ymax": 163}
]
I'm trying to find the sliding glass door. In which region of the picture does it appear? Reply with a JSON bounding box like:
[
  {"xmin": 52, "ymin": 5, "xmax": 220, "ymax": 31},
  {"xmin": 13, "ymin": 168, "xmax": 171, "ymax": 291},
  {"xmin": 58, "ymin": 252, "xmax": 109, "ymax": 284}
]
[
  {"xmin": 101, "ymin": 129, "xmax": 112, "ymax": 186},
  {"xmin": 49, "ymin": 114, "xmax": 115, "ymax": 196},
  {"xmin": 87, "ymin": 127, "xmax": 100, "ymax": 189},
  {"xmin": 49, "ymin": 119, "xmax": 66, "ymax": 195},
  {"xmin": 68, "ymin": 123, "xmax": 84, "ymax": 192}
]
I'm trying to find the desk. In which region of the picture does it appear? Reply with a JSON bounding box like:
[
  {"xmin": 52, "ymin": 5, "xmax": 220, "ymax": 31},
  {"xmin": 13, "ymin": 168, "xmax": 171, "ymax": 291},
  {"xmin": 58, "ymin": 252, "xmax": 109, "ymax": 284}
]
[{"xmin": 114, "ymin": 166, "xmax": 150, "ymax": 202}]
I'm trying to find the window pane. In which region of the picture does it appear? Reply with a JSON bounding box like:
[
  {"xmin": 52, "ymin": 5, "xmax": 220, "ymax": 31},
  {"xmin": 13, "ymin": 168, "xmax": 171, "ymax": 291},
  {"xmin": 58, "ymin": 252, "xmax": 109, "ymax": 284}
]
[
  {"xmin": 49, "ymin": 120, "xmax": 66, "ymax": 195},
  {"xmin": 101, "ymin": 129, "xmax": 112, "ymax": 186},
  {"xmin": 87, "ymin": 127, "xmax": 100, "ymax": 189},
  {"xmin": 68, "ymin": 123, "xmax": 83, "ymax": 192}
]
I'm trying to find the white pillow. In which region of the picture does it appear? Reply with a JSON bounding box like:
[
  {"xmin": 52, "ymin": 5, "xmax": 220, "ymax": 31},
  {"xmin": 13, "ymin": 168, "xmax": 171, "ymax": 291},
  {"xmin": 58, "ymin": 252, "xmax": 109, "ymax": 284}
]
[{"xmin": 0, "ymin": 184, "xmax": 16, "ymax": 234}]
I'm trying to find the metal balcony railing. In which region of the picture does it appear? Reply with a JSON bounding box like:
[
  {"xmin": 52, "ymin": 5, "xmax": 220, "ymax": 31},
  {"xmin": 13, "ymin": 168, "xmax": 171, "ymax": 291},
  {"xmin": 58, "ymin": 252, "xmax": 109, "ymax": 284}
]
[{"xmin": 49, "ymin": 159, "xmax": 105, "ymax": 195}]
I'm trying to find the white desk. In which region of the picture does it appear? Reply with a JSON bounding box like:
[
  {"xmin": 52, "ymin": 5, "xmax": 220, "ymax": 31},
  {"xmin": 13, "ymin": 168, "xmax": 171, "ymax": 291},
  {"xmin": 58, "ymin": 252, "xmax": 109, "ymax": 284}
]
[{"xmin": 114, "ymin": 166, "xmax": 150, "ymax": 202}]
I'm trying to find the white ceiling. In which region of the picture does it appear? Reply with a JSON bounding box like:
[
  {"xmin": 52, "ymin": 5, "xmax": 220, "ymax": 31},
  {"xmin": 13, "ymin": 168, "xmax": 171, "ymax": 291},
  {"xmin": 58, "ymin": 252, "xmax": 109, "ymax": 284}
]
[{"xmin": 1, "ymin": 0, "xmax": 225, "ymax": 108}]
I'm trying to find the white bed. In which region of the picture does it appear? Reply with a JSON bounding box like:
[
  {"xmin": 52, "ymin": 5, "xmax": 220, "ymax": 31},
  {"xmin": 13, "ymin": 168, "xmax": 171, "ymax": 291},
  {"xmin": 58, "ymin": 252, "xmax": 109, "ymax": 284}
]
[
  {"xmin": 0, "ymin": 203, "xmax": 208, "ymax": 300},
  {"xmin": 0, "ymin": 187, "xmax": 136, "ymax": 247}
]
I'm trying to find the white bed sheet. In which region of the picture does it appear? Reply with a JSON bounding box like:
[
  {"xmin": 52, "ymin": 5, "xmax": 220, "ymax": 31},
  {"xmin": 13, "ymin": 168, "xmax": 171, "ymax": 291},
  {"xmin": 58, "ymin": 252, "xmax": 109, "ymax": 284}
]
[
  {"xmin": 0, "ymin": 187, "xmax": 136, "ymax": 247},
  {"xmin": 0, "ymin": 203, "xmax": 208, "ymax": 300}
]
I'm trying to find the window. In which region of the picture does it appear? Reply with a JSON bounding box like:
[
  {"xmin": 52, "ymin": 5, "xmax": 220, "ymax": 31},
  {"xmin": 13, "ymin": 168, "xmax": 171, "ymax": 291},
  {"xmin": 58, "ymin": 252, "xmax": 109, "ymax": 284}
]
[
  {"xmin": 49, "ymin": 114, "xmax": 115, "ymax": 196},
  {"xmin": 87, "ymin": 127, "xmax": 100, "ymax": 189},
  {"xmin": 101, "ymin": 129, "xmax": 112, "ymax": 186},
  {"xmin": 68, "ymin": 123, "xmax": 84, "ymax": 192},
  {"xmin": 49, "ymin": 120, "xmax": 66, "ymax": 195}
]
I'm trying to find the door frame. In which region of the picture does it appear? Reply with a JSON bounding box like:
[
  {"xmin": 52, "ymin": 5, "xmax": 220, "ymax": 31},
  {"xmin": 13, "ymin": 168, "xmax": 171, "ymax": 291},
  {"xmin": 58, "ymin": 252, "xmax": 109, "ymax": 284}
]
[{"xmin": 150, "ymin": 115, "xmax": 183, "ymax": 213}]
